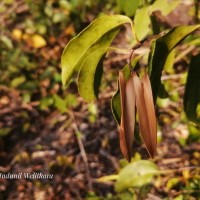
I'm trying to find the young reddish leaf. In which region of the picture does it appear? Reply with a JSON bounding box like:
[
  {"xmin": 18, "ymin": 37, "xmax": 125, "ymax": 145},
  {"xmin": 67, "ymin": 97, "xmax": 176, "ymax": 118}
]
[
  {"xmin": 141, "ymin": 71, "xmax": 157, "ymax": 157},
  {"xmin": 124, "ymin": 75, "xmax": 136, "ymax": 160},
  {"xmin": 133, "ymin": 72, "xmax": 157, "ymax": 158},
  {"xmin": 111, "ymin": 54, "xmax": 143, "ymax": 125},
  {"xmin": 118, "ymin": 71, "xmax": 130, "ymax": 161},
  {"xmin": 118, "ymin": 71, "xmax": 136, "ymax": 161}
]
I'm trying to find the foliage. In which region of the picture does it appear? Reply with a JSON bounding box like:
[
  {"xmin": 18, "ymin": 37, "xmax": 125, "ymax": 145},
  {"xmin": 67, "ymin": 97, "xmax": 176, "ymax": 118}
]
[
  {"xmin": 60, "ymin": 0, "xmax": 200, "ymax": 198},
  {"xmin": 61, "ymin": 14, "xmax": 200, "ymax": 124}
]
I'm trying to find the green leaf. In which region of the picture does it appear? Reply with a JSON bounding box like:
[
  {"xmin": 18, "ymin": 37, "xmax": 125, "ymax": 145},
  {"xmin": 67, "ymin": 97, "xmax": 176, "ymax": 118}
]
[
  {"xmin": 78, "ymin": 29, "xmax": 119, "ymax": 101},
  {"xmin": 11, "ymin": 76, "xmax": 26, "ymax": 88},
  {"xmin": 184, "ymin": 53, "xmax": 200, "ymax": 124},
  {"xmin": 163, "ymin": 49, "xmax": 175, "ymax": 74},
  {"xmin": 53, "ymin": 94, "xmax": 68, "ymax": 113},
  {"xmin": 111, "ymin": 55, "xmax": 142, "ymax": 125},
  {"xmin": 115, "ymin": 160, "xmax": 159, "ymax": 192},
  {"xmin": 166, "ymin": 177, "xmax": 181, "ymax": 191},
  {"xmin": 150, "ymin": 0, "xmax": 180, "ymax": 16},
  {"xmin": 0, "ymin": 127, "xmax": 11, "ymax": 137},
  {"xmin": 117, "ymin": 0, "xmax": 140, "ymax": 17},
  {"xmin": 157, "ymin": 49, "xmax": 175, "ymax": 98},
  {"xmin": 61, "ymin": 15, "xmax": 134, "ymax": 87},
  {"xmin": 0, "ymin": 35, "xmax": 13, "ymax": 49},
  {"xmin": 134, "ymin": 7, "xmax": 151, "ymax": 41},
  {"xmin": 149, "ymin": 24, "xmax": 200, "ymax": 102}
]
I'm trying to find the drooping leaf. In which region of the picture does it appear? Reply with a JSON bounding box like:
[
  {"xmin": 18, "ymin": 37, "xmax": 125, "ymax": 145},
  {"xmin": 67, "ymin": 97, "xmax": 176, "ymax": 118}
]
[
  {"xmin": 118, "ymin": 71, "xmax": 136, "ymax": 161},
  {"xmin": 118, "ymin": 71, "xmax": 130, "ymax": 161},
  {"xmin": 78, "ymin": 49, "xmax": 105, "ymax": 101},
  {"xmin": 115, "ymin": 160, "xmax": 159, "ymax": 192},
  {"xmin": 141, "ymin": 72, "xmax": 157, "ymax": 157},
  {"xmin": 150, "ymin": 0, "xmax": 180, "ymax": 16},
  {"xmin": 123, "ymin": 75, "xmax": 136, "ymax": 160},
  {"xmin": 157, "ymin": 49, "xmax": 175, "ymax": 98},
  {"xmin": 184, "ymin": 53, "xmax": 200, "ymax": 124},
  {"xmin": 77, "ymin": 29, "xmax": 119, "ymax": 101},
  {"xmin": 148, "ymin": 25, "xmax": 200, "ymax": 102},
  {"xmin": 111, "ymin": 55, "xmax": 142, "ymax": 125},
  {"xmin": 134, "ymin": 7, "xmax": 151, "ymax": 41},
  {"xmin": 132, "ymin": 72, "xmax": 156, "ymax": 158},
  {"xmin": 163, "ymin": 49, "xmax": 175, "ymax": 74},
  {"xmin": 61, "ymin": 15, "xmax": 134, "ymax": 87}
]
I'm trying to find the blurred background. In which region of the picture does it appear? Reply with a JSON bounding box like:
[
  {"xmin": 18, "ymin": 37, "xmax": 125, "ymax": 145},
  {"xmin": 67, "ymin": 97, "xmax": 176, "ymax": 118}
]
[{"xmin": 0, "ymin": 0, "xmax": 200, "ymax": 199}]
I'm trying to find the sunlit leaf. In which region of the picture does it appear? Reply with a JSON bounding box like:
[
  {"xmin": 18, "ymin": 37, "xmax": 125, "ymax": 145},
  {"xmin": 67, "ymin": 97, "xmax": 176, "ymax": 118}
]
[
  {"xmin": 53, "ymin": 94, "xmax": 68, "ymax": 113},
  {"xmin": 115, "ymin": 160, "xmax": 159, "ymax": 192},
  {"xmin": 97, "ymin": 174, "xmax": 118, "ymax": 182},
  {"xmin": 78, "ymin": 29, "xmax": 119, "ymax": 101},
  {"xmin": 163, "ymin": 49, "xmax": 175, "ymax": 74},
  {"xmin": 23, "ymin": 34, "xmax": 47, "ymax": 48},
  {"xmin": 184, "ymin": 53, "xmax": 200, "ymax": 124},
  {"xmin": 78, "ymin": 49, "xmax": 105, "ymax": 101},
  {"xmin": 150, "ymin": 0, "xmax": 180, "ymax": 16},
  {"xmin": 148, "ymin": 24, "xmax": 200, "ymax": 102},
  {"xmin": 134, "ymin": 7, "xmax": 151, "ymax": 41},
  {"xmin": 166, "ymin": 177, "xmax": 181, "ymax": 191},
  {"xmin": 0, "ymin": 35, "xmax": 13, "ymax": 49},
  {"xmin": 61, "ymin": 15, "xmax": 134, "ymax": 87},
  {"xmin": 117, "ymin": 0, "xmax": 140, "ymax": 17},
  {"xmin": 11, "ymin": 76, "xmax": 26, "ymax": 88}
]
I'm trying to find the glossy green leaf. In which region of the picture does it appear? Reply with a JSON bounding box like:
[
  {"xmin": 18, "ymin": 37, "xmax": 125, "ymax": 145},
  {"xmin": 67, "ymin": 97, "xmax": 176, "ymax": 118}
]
[
  {"xmin": 150, "ymin": 0, "xmax": 180, "ymax": 16},
  {"xmin": 61, "ymin": 15, "xmax": 134, "ymax": 87},
  {"xmin": 134, "ymin": 7, "xmax": 151, "ymax": 41},
  {"xmin": 184, "ymin": 53, "xmax": 200, "ymax": 124},
  {"xmin": 115, "ymin": 160, "xmax": 159, "ymax": 192},
  {"xmin": 163, "ymin": 49, "xmax": 175, "ymax": 74},
  {"xmin": 111, "ymin": 55, "xmax": 142, "ymax": 125},
  {"xmin": 77, "ymin": 29, "xmax": 119, "ymax": 101},
  {"xmin": 78, "ymin": 49, "xmax": 104, "ymax": 101},
  {"xmin": 149, "ymin": 24, "xmax": 200, "ymax": 102}
]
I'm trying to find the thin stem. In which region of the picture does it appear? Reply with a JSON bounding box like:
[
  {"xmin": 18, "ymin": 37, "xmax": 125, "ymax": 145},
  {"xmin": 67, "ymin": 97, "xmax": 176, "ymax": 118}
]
[
  {"xmin": 70, "ymin": 111, "xmax": 93, "ymax": 192},
  {"xmin": 174, "ymin": 45, "xmax": 195, "ymax": 63},
  {"xmin": 159, "ymin": 166, "xmax": 200, "ymax": 175},
  {"xmin": 127, "ymin": 43, "xmax": 142, "ymax": 72}
]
